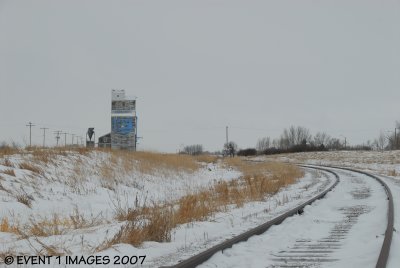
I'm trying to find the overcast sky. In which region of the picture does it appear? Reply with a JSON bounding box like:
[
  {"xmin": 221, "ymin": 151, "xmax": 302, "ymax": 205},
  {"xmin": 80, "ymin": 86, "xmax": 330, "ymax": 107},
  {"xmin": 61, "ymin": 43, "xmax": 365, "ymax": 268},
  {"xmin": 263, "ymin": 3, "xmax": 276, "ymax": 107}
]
[{"xmin": 1, "ymin": 0, "xmax": 399, "ymax": 152}]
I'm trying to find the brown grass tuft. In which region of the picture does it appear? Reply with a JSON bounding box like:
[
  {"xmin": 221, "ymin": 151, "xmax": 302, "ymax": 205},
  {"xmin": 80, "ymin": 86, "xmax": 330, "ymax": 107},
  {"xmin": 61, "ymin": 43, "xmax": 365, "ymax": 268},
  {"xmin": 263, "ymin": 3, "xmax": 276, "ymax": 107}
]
[
  {"xmin": 388, "ymin": 169, "xmax": 397, "ymax": 176},
  {"xmin": 16, "ymin": 193, "xmax": 33, "ymax": 208},
  {"xmin": 14, "ymin": 211, "xmax": 104, "ymax": 238},
  {"xmin": 0, "ymin": 218, "xmax": 19, "ymax": 234},
  {"xmin": 107, "ymin": 205, "xmax": 173, "ymax": 247},
  {"xmin": 19, "ymin": 162, "xmax": 43, "ymax": 175},
  {"xmin": 175, "ymin": 191, "xmax": 215, "ymax": 224},
  {"xmin": 2, "ymin": 169, "xmax": 15, "ymax": 177}
]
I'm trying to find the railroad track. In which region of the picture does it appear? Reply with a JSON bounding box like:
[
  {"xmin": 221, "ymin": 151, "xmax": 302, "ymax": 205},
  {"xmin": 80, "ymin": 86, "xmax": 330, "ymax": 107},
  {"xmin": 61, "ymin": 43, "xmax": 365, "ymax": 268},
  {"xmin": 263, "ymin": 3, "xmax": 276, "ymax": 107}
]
[{"xmin": 162, "ymin": 165, "xmax": 394, "ymax": 268}]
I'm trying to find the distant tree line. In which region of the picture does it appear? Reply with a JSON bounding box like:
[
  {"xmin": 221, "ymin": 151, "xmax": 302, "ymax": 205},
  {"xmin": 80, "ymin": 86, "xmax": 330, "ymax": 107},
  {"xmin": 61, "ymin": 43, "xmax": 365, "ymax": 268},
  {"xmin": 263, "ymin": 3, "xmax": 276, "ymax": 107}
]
[
  {"xmin": 180, "ymin": 121, "xmax": 400, "ymax": 157},
  {"xmin": 238, "ymin": 125, "xmax": 375, "ymax": 156},
  {"xmin": 182, "ymin": 144, "xmax": 203, "ymax": 155}
]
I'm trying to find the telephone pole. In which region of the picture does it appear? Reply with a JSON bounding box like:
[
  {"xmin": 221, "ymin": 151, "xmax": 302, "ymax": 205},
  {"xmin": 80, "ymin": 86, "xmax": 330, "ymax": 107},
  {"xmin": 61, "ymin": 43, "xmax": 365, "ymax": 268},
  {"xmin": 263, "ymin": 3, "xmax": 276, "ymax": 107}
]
[
  {"xmin": 40, "ymin": 127, "xmax": 49, "ymax": 148},
  {"xmin": 54, "ymin": 130, "xmax": 62, "ymax": 147},
  {"xmin": 62, "ymin": 132, "xmax": 68, "ymax": 147},
  {"xmin": 226, "ymin": 126, "xmax": 229, "ymax": 144},
  {"xmin": 340, "ymin": 135, "xmax": 346, "ymax": 150},
  {"xmin": 26, "ymin": 122, "xmax": 35, "ymax": 147}
]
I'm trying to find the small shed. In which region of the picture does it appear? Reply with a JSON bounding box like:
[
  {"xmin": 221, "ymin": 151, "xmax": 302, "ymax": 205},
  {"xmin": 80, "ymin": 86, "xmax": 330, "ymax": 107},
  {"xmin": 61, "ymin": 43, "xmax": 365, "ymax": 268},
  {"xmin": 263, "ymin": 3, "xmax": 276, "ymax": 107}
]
[{"xmin": 98, "ymin": 133, "xmax": 111, "ymax": 148}]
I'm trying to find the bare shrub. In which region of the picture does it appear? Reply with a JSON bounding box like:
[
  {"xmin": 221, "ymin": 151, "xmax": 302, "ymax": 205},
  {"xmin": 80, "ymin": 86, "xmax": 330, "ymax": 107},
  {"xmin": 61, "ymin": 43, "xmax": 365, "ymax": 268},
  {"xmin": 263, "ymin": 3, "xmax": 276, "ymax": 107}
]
[
  {"xmin": 69, "ymin": 207, "xmax": 104, "ymax": 229},
  {"xmin": 16, "ymin": 193, "xmax": 33, "ymax": 208}
]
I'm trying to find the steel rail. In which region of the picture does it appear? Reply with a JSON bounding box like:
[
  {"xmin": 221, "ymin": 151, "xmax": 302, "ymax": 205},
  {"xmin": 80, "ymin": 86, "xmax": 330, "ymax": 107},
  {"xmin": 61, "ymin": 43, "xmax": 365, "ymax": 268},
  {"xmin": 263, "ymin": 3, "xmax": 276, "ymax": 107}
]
[
  {"xmin": 161, "ymin": 166, "xmax": 340, "ymax": 268},
  {"xmin": 306, "ymin": 165, "xmax": 394, "ymax": 268}
]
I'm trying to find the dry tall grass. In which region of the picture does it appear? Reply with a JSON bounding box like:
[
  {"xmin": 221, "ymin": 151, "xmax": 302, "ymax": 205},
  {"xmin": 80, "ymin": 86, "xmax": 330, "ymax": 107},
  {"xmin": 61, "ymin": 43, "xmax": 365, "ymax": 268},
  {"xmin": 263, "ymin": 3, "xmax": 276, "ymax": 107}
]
[
  {"xmin": 115, "ymin": 151, "xmax": 200, "ymax": 174},
  {"xmin": 2, "ymin": 147, "xmax": 206, "ymax": 177},
  {"xmin": 19, "ymin": 162, "xmax": 43, "ymax": 175},
  {"xmin": 0, "ymin": 208, "xmax": 104, "ymax": 238},
  {"xmin": 194, "ymin": 154, "xmax": 218, "ymax": 164},
  {"xmin": 0, "ymin": 218, "xmax": 19, "ymax": 234},
  {"xmin": 108, "ymin": 159, "xmax": 303, "ymax": 247},
  {"xmin": 0, "ymin": 144, "xmax": 20, "ymax": 157},
  {"xmin": 2, "ymin": 169, "xmax": 15, "ymax": 177}
]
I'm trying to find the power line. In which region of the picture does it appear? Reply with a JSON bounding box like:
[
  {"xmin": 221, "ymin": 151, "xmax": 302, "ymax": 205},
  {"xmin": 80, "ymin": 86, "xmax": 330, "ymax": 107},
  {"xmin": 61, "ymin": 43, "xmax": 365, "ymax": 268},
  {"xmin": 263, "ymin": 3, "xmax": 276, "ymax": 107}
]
[{"xmin": 26, "ymin": 122, "xmax": 35, "ymax": 147}]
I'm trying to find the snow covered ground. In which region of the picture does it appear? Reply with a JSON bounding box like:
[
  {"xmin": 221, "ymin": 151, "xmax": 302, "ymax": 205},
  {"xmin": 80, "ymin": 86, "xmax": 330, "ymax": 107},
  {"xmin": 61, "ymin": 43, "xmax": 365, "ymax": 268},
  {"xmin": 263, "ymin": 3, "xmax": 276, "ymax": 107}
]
[
  {"xmin": 145, "ymin": 167, "xmax": 334, "ymax": 267},
  {"xmin": 0, "ymin": 151, "xmax": 240, "ymax": 224},
  {"xmin": 199, "ymin": 168, "xmax": 388, "ymax": 268},
  {"xmin": 0, "ymin": 151, "xmax": 239, "ymax": 265},
  {"xmin": 261, "ymin": 150, "xmax": 400, "ymax": 177},
  {"xmin": 257, "ymin": 151, "xmax": 400, "ymax": 268},
  {"xmin": 0, "ymin": 150, "xmax": 333, "ymax": 267},
  {"xmin": 3, "ymin": 150, "xmax": 396, "ymax": 268}
]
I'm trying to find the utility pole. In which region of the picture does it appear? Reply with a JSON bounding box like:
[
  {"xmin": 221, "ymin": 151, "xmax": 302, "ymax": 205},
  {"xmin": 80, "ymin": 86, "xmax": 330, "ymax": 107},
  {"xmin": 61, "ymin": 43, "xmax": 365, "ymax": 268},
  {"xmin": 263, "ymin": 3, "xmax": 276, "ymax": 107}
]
[
  {"xmin": 62, "ymin": 132, "xmax": 68, "ymax": 147},
  {"xmin": 40, "ymin": 127, "xmax": 49, "ymax": 148},
  {"xmin": 26, "ymin": 122, "xmax": 35, "ymax": 148},
  {"xmin": 395, "ymin": 128, "xmax": 398, "ymax": 150},
  {"xmin": 340, "ymin": 135, "xmax": 346, "ymax": 150},
  {"xmin": 226, "ymin": 126, "xmax": 229, "ymax": 144},
  {"xmin": 54, "ymin": 130, "xmax": 62, "ymax": 147},
  {"xmin": 71, "ymin": 134, "xmax": 75, "ymax": 146}
]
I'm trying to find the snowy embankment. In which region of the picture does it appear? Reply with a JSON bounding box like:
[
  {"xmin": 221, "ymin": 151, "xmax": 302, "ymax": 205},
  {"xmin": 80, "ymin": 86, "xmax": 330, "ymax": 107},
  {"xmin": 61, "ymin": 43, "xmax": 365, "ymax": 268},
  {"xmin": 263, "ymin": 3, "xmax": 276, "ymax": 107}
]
[
  {"xmin": 259, "ymin": 151, "xmax": 400, "ymax": 268},
  {"xmin": 0, "ymin": 150, "xmax": 333, "ymax": 267},
  {"xmin": 0, "ymin": 151, "xmax": 239, "ymax": 256}
]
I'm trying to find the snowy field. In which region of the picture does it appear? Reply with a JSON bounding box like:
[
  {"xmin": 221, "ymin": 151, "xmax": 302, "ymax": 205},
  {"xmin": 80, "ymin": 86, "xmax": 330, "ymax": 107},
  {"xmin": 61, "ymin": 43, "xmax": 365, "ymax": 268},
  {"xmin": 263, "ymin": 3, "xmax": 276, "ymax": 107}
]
[
  {"xmin": 2, "ymin": 150, "xmax": 397, "ymax": 267},
  {"xmin": 0, "ymin": 150, "xmax": 333, "ymax": 267},
  {"xmin": 262, "ymin": 150, "xmax": 400, "ymax": 177}
]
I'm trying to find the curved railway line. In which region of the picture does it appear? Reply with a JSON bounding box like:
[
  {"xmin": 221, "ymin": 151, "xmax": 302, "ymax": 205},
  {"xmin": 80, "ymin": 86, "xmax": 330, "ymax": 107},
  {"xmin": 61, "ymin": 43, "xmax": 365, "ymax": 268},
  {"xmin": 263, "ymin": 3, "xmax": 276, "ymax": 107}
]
[{"xmin": 162, "ymin": 165, "xmax": 394, "ymax": 268}]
